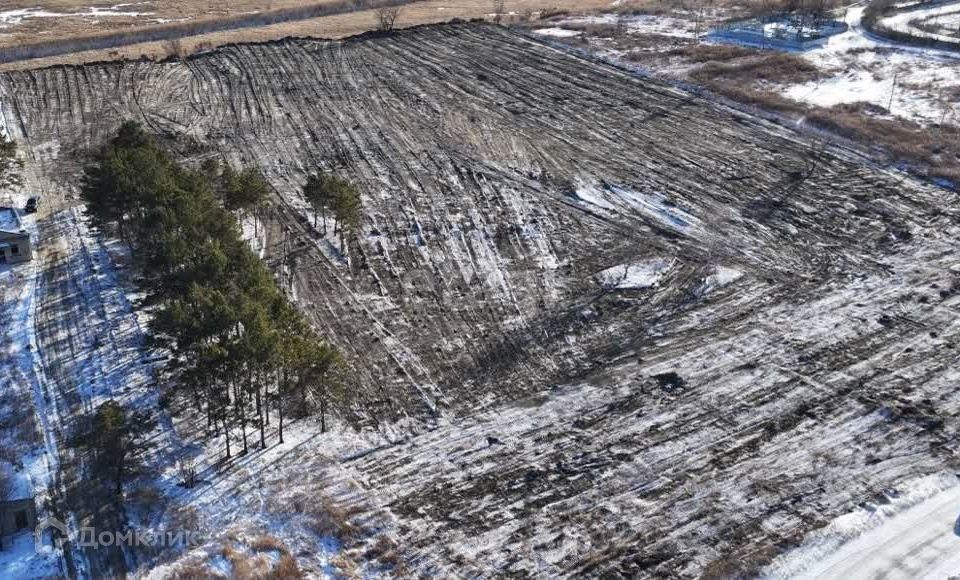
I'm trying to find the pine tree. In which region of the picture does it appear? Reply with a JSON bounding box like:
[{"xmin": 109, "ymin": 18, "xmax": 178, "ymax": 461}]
[
  {"xmin": 81, "ymin": 123, "xmax": 348, "ymax": 462},
  {"xmin": 331, "ymin": 183, "xmax": 362, "ymax": 253},
  {"xmin": 75, "ymin": 400, "xmax": 155, "ymax": 503},
  {"xmin": 302, "ymin": 173, "xmax": 332, "ymax": 233}
]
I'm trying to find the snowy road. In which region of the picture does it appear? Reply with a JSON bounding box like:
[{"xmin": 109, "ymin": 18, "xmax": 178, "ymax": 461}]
[
  {"xmin": 880, "ymin": 0, "xmax": 960, "ymax": 46},
  {"xmin": 777, "ymin": 483, "xmax": 960, "ymax": 579}
]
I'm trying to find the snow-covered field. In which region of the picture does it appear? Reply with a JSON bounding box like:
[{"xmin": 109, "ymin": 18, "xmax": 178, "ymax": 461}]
[
  {"xmin": 533, "ymin": 5, "xmax": 960, "ymax": 127},
  {"xmin": 766, "ymin": 473, "xmax": 960, "ymax": 579},
  {"xmin": 0, "ymin": 208, "xmax": 60, "ymax": 578},
  {"xmin": 0, "ymin": 5, "xmax": 158, "ymax": 29},
  {"xmin": 2, "ymin": 18, "xmax": 960, "ymax": 578},
  {"xmin": 881, "ymin": 1, "xmax": 960, "ymax": 44},
  {"xmin": 546, "ymin": 12, "xmax": 700, "ymax": 38},
  {"xmin": 783, "ymin": 5, "xmax": 960, "ymax": 125}
]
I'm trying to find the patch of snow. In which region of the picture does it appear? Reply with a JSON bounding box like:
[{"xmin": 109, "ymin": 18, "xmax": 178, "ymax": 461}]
[
  {"xmin": 574, "ymin": 181, "xmax": 701, "ymax": 233},
  {"xmin": 764, "ymin": 472, "xmax": 960, "ymax": 579},
  {"xmin": 0, "ymin": 5, "xmax": 155, "ymax": 29},
  {"xmin": 533, "ymin": 27, "xmax": 582, "ymax": 38},
  {"xmin": 573, "ymin": 182, "xmax": 618, "ymax": 211},
  {"xmin": 700, "ymin": 265, "xmax": 743, "ymax": 294},
  {"xmin": 0, "ymin": 218, "xmax": 60, "ymax": 577},
  {"xmin": 0, "ymin": 532, "xmax": 59, "ymax": 579},
  {"xmin": 596, "ymin": 257, "xmax": 675, "ymax": 289},
  {"xmin": 558, "ymin": 13, "xmax": 698, "ymax": 38},
  {"xmin": 239, "ymin": 215, "xmax": 267, "ymax": 259}
]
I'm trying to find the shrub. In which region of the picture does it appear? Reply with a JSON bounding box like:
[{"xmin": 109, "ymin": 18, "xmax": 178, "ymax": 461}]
[
  {"xmin": 665, "ymin": 43, "xmax": 758, "ymax": 62},
  {"xmin": 689, "ymin": 53, "xmax": 821, "ymax": 85},
  {"xmin": 267, "ymin": 554, "xmax": 303, "ymax": 579}
]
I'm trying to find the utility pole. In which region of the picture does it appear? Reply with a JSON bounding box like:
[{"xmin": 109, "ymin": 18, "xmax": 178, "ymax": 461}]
[
  {"xmin": 936, "ymin": 86, "xmax": 952, "ymax": 151},
  {"xmin": 888, "ymin": 71, "xmax": 899, "ymax": 113},
  {"xmin": 693, "ymin": 0, "xmax": 705, "ymax": 43}
]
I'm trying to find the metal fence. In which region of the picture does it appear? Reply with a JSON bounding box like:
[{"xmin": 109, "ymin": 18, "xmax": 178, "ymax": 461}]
[{"xmin": 709, "ymin": 17, "xmax": 848, "ymax": 51}]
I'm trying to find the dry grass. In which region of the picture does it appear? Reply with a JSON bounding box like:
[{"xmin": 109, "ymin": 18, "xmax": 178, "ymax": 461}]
[
  {"xmin": 689, "ymin": 52, "xmax": 822, "ymax": 85},
  {"xmin": 806, "ymin": 103, "xmax": 960, "ymax": 183},
  {"xmin": 0, "ymin": 0, "xmax": 345, "ymax": 48},
  {"xmin": 270, "ymin": 487, "xmax": 369, "ymax": 541},
  {"xmin": 0, "ymin": 0, "xmax": 614, "ymax": 71},
  {"xmin": 664, "ymin": 43, "xmax": 758, "ymax": 62},
  {"xmin": 250, "ymin": 534, "xmax": 288, "ymax": 553},
  {"xmin": 167, "ymin": 504, "xmax": 203, "ymax": 534},
  {"xmin": 268, "ymin": 554, "xmax": 304, "ymax": 580},
  {"xmin": 167, "ymin": 562, "xmax": 221, "ymax": 580},
  {"xmin": 0, "ymin": 389, "xmax": 40, "ymax": 467},
  {"xmin": 695, "ymin": 80, "xmax": 960, "ymax": 185},
  {"xmin": 328, "ymin": 553, "xmax": 362, "ymax": 578},
  {"xmin": 363, "ymin": 534, "xmax": 408, "ymax": 573}
]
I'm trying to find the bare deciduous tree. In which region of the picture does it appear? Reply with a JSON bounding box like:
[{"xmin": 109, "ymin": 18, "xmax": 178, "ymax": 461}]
[
  {"xmin": 164, "ymin": 38, "xmax": 185, "ymax": 60},
  {"xmin": 614, "ymin": 15, "xmax": 628, "ymax": 38},
  {"xmin": 377, "ymin": 6, "xmax": 402, "ymax": 31},
  {"xmin": 492, "ymin": 0, "xmax": 506, "ymax": 24},
  {"xmin": 177, "ymin": 457, "xmax": 197, "ymax": 489}
]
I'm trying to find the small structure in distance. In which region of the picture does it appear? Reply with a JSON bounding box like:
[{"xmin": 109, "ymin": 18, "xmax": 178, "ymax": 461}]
[
  {"xmin": 0, "ymin": 205, "xmax": 31, "ymax": 264},
  {"xmin": 710, "ymin": 15, "xmax": 848, "ymax": 50},
  {"xmin": 0, "ymin": 462, "xmax": 37, "ymax": 551}
]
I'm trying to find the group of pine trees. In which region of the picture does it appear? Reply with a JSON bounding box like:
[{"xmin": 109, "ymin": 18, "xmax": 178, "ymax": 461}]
[
  {"xmin": 302, "ymin": 172, "xmax": 362, "ymax": 252},
  {"xmin": 81, "ymin": 122, "xmax": 345, "ymax": 466}
]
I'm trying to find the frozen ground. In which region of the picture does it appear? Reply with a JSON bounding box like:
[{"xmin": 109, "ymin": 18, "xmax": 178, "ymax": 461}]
[
  {"xmin": 551, "ymin": 12, "xmax": 699, "ymax": 38},
  {"xmin": 881, "ymin": 0, "xmax": 960, "ymax": 44},
  {"xmin": 0, "ymin": 205, "xmax": 61, "ymax": 578},
  {"xmin": 2, "ymin": 21, "xmax": 960, "ymax": 577},
  {"xmin": 0, "ymin": 94, "xmax": 183, "ymax": 575},
  {"xmin": 0, "ymin": 5, "xmax": 158, "ymax": 29},
  {"xmin": 783, "ymin": 4, "xmax": 960, "ymax": 125},
  {"xmin": 766, "ymin": 473, "xmax": 960, "ymax": 579},
  {"xmin": 532, "ymin": 5, "xmax": 960, "ymax": 127}
]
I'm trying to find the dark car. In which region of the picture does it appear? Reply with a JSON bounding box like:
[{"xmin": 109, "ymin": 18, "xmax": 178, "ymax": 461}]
[{"xmin": 24, "ymin": 196, "xmax": 39, "ymax": 214}]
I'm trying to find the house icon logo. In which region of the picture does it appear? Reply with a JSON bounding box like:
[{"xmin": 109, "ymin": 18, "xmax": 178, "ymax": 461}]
[{"xmin": 34, "ymin": 517, "xmax": 68, "ymax": 553}]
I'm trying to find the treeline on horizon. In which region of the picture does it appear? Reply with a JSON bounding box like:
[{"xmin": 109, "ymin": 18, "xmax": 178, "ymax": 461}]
[{"xmin": 81, "ymin": 121, "xmax": 345, "ymax": 461}]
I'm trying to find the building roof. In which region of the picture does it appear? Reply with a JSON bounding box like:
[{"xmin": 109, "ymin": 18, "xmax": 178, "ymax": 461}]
[{"xmin": 0, "ymin": 206, "xmax": 20, "ymax": 233}]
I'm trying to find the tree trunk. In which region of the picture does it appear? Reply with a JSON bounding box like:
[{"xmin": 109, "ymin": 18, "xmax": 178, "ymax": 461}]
[
  {"xmin": 115, "ymin": 458, "xmax": 125, "ymax": 502},
  {"xmin": 278, "ymin": 399, "xmax": 284, "ymax": 445},
  {"xmin": 320, "ymin": 388, "xmax": 327, "ymax": 434},
  {"xmin": 224, "ymin": 413, "xmax": 232, "ymax": 459},
  {"xmin": 300, "ymin": 374, "xmax": 307, "ymax": 410},
  {"xmin": 234, "ymin": 380, "xmax": 248, "ymax": 455},
  {"xmin": 265, "ymin": 389, "xmax": 271, "ymax": 427},
  {"xmin": 278, "ymin": 368, "xmax": 287, "ymax": 444},
  {"xmin": 256, "ymin": 384, "xmax": 265, "ymax": 450}
]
